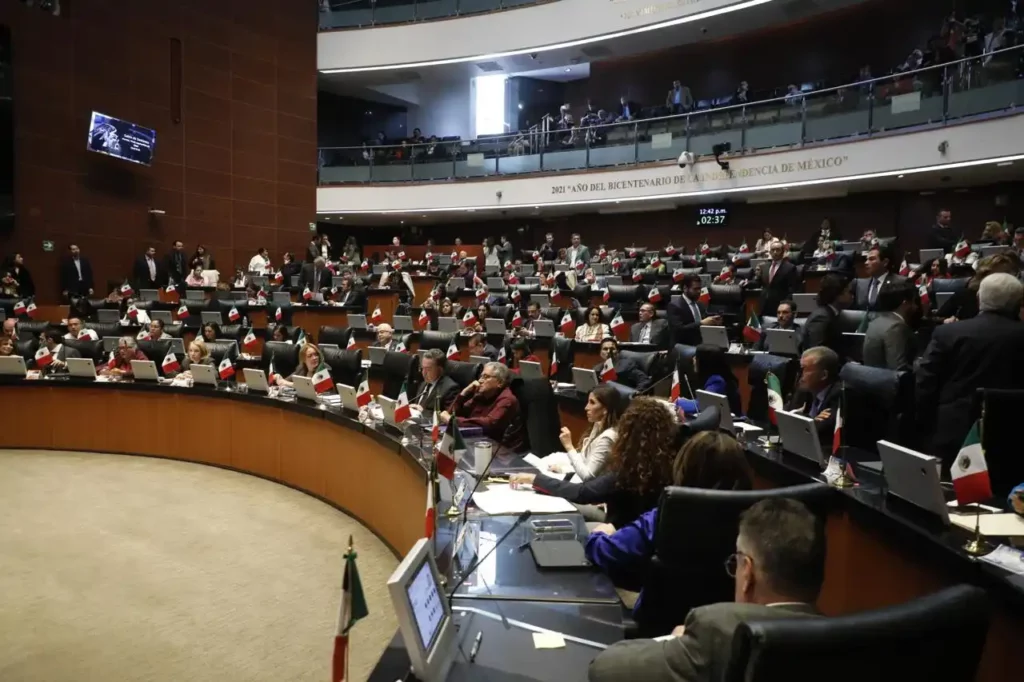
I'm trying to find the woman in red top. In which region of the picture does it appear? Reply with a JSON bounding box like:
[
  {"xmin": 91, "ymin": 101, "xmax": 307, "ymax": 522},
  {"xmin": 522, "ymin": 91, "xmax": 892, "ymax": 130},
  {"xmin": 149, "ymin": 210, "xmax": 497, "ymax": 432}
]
[
  {"xmin": 100, "ymin": 336, "xmax": 149, "ymax": 378},
  {"xmin": 507, "ymin": 337, "xmax": 539, "ymax": 374}
]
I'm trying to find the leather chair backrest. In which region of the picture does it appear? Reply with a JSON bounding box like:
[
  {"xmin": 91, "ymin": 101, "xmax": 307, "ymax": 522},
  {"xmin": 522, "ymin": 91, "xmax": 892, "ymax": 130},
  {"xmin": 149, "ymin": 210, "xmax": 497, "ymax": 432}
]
[
  {"xmin": 262, "ymin": 341, "xmax": 300, "ymax": 378},
  {"xmin": 976, "ymin": 388, "xmax": 1024, "ymax": 498},
  {"xmin": 607, "ymin": 284, "xmax": 642, "ymax": 305},
  {"xmin": 270, "ymin": 302, "xmax": 293, "ymax": 325},
  {"xmin": 90, "ymin": 322, "xmax": 122, "ymax": 339},
  {"xmin": 63, "ymin": 337, "xmax": 102, "ymax": 362},
  {"xmin": 321, "ymin": 346, "xmax": 363, "ymax": 387},
  {"xmin": 445, "ymin": 359, "xmax": 482, "ymax": 389},
  {"xmin": 137, "ymin": 339, "xmax": 172, "ymax": 368},
  {"xmin": 747, "ymin": 353, "xmax": 797, "ymax": 423},
  {"xmin": 619, "ymin": 349, "xmax": 658, "ymax": 376},
  {"xmin": 836, "ymin": 309, "xmax": 867, "ymax": 335},
  {"xmin": 489, "ymin": 304, "xmax": 511, "ymax": 322},
  {"xmin": 571, "ymin": 284, "xmax": 592, "ymax": 302},
  {"xmin": 550, "ymin": 336, "xmax": 574, "ymax": 381},
  {"xmin": 15, "ymin": 337, "xmax": 38, "ymax": 361},
  {"xmin": 508, "ymin": 376, "xmax": 561, "ymax": 456},
  {"xmin": 204, "ymin": 340, "xmax": 239, "ymax": 368},
  {"xmin": 540, "ymin": 306, "xmax": 564, "ymax": 324},
  {"xmin": 675, "ymin": 405, "xmax": 721, "ymax": 447},
  {"xmin": 644, "ymin": 284, "xmax": 672, "ymax": 308},
  {"xmin": 218, "ymin": 324, "xmax": 245, "ymax": 342},
  {"xmin": 131, "ymin": 300, "xmax": 153, "ymax": 311},
  {"xmin": 838, "ymin": 363, "xmax": 910, "ymax": 452},
  {"xmin": 725, "ymin": 584, "xmax": 989, "ymax": 682},
  {"xmin": 17, "ymin": 320, "xmax": 49, "ymax": 336},
  {"xmin": 640, "ymin": 482, "xmax": 832, "ymax": 637},
  {"xmin": 514, "ymin": 284, "xmax": 541, "ymax": 298},
  {"xmin": 708, "ymin": 284, "xmax": 743, "ymax": 308},
  {"xmin": 163, "ymin": 322, "xmax": 184, "ymax": 338},
  {"xmin": 318, "ymin": 326, "xmax": 352, "ymax": 348},
  {"xmin": 931, "ymin": 277, "xmax": 970, "ymax": 294},
  {"xmin": 420, "ymin": 330, "xmax": 457, "ymax": 352},
  {"xmin": 735, "ymin": 267, "xmax": 753, "ymax": 280},
  {"xmin": 265, "ymin": 325, "xmax": 302, "ymax": 343},
  {"xmin": 381, "ymin": 350, "xmax": 415, "ymax": 399}
]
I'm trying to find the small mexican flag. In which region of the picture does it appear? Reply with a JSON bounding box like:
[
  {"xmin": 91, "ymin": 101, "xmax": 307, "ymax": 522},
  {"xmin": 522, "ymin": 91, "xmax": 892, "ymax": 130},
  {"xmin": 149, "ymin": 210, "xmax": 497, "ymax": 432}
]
[
  {"xmin": 766, "ymin": 371, "xmax": 783, "ymax": 425},
  {"xmin": 331, "ymin": 545, "xmax": 368, "ymax": 682},
  {"xmin": 951, "ymin": 420, "xmax": 992, "ymax": 506},
  {"xmin": 436, "ymin": 418, "xmax": 466, "ymax": 480},
  {"xmin": 742, "ymin": 312, "xmax": 762, "ymax": 343},
  {"xmin": 670, "ymin": 368, "xmax": 681, "ymax": 401}
]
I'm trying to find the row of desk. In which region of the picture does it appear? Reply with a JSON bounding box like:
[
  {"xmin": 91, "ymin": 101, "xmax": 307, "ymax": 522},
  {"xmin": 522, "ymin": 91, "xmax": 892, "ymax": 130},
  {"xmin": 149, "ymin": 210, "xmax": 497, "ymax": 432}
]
[{"xmin": 0, "ymin": 366, "xmax": 1017, "ymax": 681}]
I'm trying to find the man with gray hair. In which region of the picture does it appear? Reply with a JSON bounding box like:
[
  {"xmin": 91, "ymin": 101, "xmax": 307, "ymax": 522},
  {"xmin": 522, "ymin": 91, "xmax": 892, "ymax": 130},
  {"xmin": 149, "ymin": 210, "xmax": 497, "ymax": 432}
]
[
  {"xmin": 786, "ymin": 345, "xmax": 842, "ymax": 447},
  {"xmin": 589, "ymin": 498, "xmax": 823, "ymax": 682},
  {"xmin": 440, "ymin": 361, "xmax": 524, "ymax": 451},
  {"xmin": 917, "ymin": 272, "xmax": 1024, "ymax": 468},
  {"xmin": 300, "ymin": 256, "xmax": 330, "ymax": 293}
]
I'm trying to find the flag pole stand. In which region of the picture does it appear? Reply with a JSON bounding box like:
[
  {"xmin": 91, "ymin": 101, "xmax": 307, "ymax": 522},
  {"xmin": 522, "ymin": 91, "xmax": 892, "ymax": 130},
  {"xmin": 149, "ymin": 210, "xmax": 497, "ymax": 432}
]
[
  {"xmin": 829, "ymin": 462, "xmax": 856, "ymax": 489},
  {"xmin": 829, "ymin": 384, "xmax": 854, "ymax": 489},
  {"xmin": 963, "ymin": 512, "xmax": 991, "ymax": 556}
]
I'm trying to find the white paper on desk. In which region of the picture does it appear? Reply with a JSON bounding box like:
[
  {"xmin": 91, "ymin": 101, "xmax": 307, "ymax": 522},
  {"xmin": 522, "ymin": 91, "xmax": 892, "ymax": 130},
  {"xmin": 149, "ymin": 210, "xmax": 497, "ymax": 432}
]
[
  {"xmin": 950, "ymin": 513, "xmax": 1024, "ymax": 537},
  {"xmin": 979, "ymin": 545, "xmax": 1024, "ymax": 574},
  {"xmin": 472, "ymin": 484, "xmax": 577, "ymax": 515}
]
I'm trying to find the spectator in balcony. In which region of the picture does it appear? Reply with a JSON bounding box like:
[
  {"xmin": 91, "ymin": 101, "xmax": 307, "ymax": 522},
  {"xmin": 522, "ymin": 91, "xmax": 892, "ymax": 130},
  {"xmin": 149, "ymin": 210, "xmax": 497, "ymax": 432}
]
[
  {"xmin": 735, "ymin": 80, "xmax": 750, "ymax": 104},
  {"xmin": 666, "ymin": 80, "xmax": 693, "ymax": 114},
  {"xmin": 616, "ymin": 95, "xmax": 639, "ymax": 122},
  {"xmin": 410, "ymin": 127, "xmax": 423, "ymax": 143},
  {"xmin": 897, "ymin": 48, "xmax": 924, "ymax": 73},
  {"xmin": 785, "ymin": 84, "xmax": 803, "ymax": 106},
  {"xmin": 557, "ymin": 104, "xmax": 577, "ymax": 145},
  {"xmin": 361, "ymin": 142, "xmax": 372, "ymax": 164}
]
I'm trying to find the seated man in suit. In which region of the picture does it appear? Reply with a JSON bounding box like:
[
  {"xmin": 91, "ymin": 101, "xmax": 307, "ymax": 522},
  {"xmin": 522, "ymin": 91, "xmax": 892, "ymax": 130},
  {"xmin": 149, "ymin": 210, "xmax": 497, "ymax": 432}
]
[
  {"xmin": 594, "ymin": 337, "xmax": 652, "ymax": 392},
  {"xmin": 440, "ymin": 361, "xmax": 525, "ymax": 451},
  {"xmin": 588, "ymin": 498, "xmax": 822, "ymax": 682},
  {"xmin": 300, "ymin": 257, "xmax": 332, "ymax": 293},
  {"xmin": 752, "ymin": 299, "xmax": 796, "ymax": 352},
  {"xmin": 335, "ymin": 276, "xmax": 365, "ymax": 308},
  {"xmin": 786, "ymin": 346, "xmax": 842, "ymax": 447},
  {"xmin": 35, "ymin": 329, "xmax": 81, "ymax": 374},
  {"xmin": 853, "ymin": 243, "xmax": 904, "ymax": 310},
  {"xmin": 863, "ymin": 279, "xmax": 920, "ymax": 372},
  {"xmin": 667, "ymin": 274, "xmax": 721, "ymax": 347},
  {"xmin": 374, "ymin": 324, "xmax": 404, "ymax": 352},
  {"xmin": 409, "ymin": 349, "xmax": 460, "ymax": 416},
  {"xmin": 467, "ymin": 332, "xmax": 499, "ymax": 361},
  {"xmin": 800, "ymin": 273, "xmax": 850, "ymax": 354},
  {"xmin": 64, "ymin": 317, "xmax": 95, "ymax": 341},
  {"xmin": 631, "ymin": 303, "xmax": 671, "ymax": 349}
]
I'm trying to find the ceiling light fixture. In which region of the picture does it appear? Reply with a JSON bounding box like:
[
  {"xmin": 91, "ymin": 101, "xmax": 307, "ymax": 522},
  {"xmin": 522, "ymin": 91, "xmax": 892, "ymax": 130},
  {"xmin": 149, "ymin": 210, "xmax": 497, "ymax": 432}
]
[{"xmin": 319, "ymin": 0, "xmax": 775, "ymax": 74}]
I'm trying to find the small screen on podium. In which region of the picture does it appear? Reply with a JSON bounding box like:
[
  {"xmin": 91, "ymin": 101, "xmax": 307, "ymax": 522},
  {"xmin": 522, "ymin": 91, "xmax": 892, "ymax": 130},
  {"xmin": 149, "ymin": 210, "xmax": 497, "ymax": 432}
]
[{"xmin": 406, "ymin": 559, "xmax": 444, "ymax": 651}]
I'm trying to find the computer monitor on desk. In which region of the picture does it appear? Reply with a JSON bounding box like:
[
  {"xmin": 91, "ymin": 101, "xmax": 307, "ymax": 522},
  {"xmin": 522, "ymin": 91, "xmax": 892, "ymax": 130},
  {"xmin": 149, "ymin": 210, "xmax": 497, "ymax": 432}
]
[{"xmin": 388, "ymin": 538, "xmax": 457, "ymax": 682}]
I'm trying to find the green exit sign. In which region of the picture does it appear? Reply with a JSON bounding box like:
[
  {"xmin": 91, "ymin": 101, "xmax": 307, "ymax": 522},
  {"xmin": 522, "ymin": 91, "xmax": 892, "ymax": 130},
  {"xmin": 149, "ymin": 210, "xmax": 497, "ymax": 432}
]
[{"xmin": 42, "ymin": 240, "xmax": 55, "ymax": 252}]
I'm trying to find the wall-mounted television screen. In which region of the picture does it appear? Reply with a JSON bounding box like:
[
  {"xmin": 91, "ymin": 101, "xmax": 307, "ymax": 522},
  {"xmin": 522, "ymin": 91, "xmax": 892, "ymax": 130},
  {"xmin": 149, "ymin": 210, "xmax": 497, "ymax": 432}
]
[
  {"xmin": 696, "ymin": 206, "xmax": 729, "ymax": 227},
  {"xmin": 87, "ymin": 111, "xmax": 156, "ymax": 166}
]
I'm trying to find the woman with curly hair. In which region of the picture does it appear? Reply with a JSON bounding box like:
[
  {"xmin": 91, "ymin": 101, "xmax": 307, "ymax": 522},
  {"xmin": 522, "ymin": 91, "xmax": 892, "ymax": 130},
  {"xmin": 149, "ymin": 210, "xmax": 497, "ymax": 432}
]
[{"xmin": 509, "ymin": 397, "xmax": 677, "ymax": 528}]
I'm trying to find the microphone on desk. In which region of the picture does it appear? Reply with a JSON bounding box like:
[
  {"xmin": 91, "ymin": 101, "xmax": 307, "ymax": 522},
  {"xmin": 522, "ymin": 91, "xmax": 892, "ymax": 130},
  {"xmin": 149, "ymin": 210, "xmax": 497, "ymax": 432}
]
[{"xmin": 446, "ymin": 509, "xmax": 532, "ymax": 604}]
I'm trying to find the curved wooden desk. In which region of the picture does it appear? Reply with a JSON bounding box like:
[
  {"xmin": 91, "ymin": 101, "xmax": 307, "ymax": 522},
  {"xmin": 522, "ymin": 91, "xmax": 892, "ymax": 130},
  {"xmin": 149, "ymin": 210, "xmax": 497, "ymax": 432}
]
[{"xmin": 0, "ymin": 381, "xmax": 426, "ymax": 556}]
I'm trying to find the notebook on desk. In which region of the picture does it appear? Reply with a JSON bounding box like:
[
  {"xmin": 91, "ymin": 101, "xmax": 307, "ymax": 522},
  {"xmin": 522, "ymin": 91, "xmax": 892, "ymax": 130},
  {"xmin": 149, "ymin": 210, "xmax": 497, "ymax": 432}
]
[
  {"xmin": 519, "ymin": 360, "xmax": 544, "ymax": 380},
  {"xmin": 699, "ymin": 325, "xmax": 729, "ymax": 350},
  {"xmin": 438, "ymin": 317, "xmax": 458, "ymax": 333},
  {"xmin": 348, "ymin": 314, "xmax": 368, "ymax": 330},
  {"xmin": 0, "ymin": 356, "xmax": 27, "ymax": 376}
]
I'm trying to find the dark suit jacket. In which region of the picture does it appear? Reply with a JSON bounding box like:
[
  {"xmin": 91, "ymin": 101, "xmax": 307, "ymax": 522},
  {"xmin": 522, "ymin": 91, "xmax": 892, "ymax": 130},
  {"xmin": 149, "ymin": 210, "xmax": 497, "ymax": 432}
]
[
  {"xmin": 630, "ymin": 319, "xmax": 671, "ymax": 349},
  {"xmin": 800, "ymin": 305, "xmax": 842, "ymax": 354},
  {"xmin": 299, "ymin": 263, "xmax": 332, "ymax": 291},
  {"xmin": 306, "ymin": 241, "xmax": 320, "ymax": 262},
  {"xmin": 667, "ymin": 296, "xmax": 706, "ymax": 347},
  {"xmin": 414, "ymin": 375, "xmax": 460, "ymax": 412},
  {"xmin": 165, "ymin": 251, "xmax": 189, "ymax": 285},
  {"xmin": 929, "ymin": 224, "xmax": 957, "ymax": 252},
  {"xmin": 132, "ymin": 255, "xmax": 166, "ymax": 290},
  {"xmin": 759, "ymin": 259, "xmax": 798, "ymax": 316},
  {"xmin": 589, "ymin": 602, "xmax": 818, "ymax": 682},
  {"xmin": 593, "ymin": 356, "xmax": 652, "ymax": 393},
  {"xmin": 862, "ymin": 312, "xmax": 915, "ymax": 372},
  {"xmin": 60, "ymin": 257, "xmax": 95, "ymax": 297},
  {"xmin": 853, "ymin": 273, "xmax": 906, "ymax": 310},
  {"xmin": 37, "ymin": 345, "xmax": 81, "ymax": 374},
  {"xmin": 935, "ymin": 286, "xmax": 978, "ymax": 321},
  {"xmin": 916, "ymin": 312, "xmax": 1024, "ymax": 464},
  {"xmin": 787, "ymin": 380, "xmax": 842, "ymax": 446},
  {"xmin": 336, "ymin": 287, "xmax": 366, "ymax": 308}
]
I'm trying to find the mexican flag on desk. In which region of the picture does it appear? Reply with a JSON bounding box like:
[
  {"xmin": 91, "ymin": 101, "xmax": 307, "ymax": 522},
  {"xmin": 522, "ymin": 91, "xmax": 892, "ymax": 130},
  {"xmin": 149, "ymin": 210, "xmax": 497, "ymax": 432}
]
[
  {"xmin": 742, "ymin": 312, "xmax": 762, "ymax": 343},
  {"xmin": 425, "ymin": 474, "xmax": 436, "ymax": 540},
  {"xmin": 610, "ymin": 313, "xmax": 628, "ymax": 336},
  {"xmin": 394, "ymin": 383, "xmax": 411, "ymax": 423},
  {"xmin": 952, "ymin": 421, "xmax": 992, "ymax": 505},
  {"xmin": 670, "ymin": 367, "xmax": 681, "ymax": 401},
  {"xmin": 766, "ymin": 371, "xmax": 783, "ymax": 425},
  {"xmin": 356, "ymin": 379, "xmax": 372, "ymax": 408},
  {"xmin": 436, "ymin": 417, "xmax": 466, "ymax": 480},
  {"xmin": 332, "ymin": 546, "xmax": 368, "ymax": 682},
  {"xmin": 600, "ymin": 357, "xmax": 617, "ymax": 382}
]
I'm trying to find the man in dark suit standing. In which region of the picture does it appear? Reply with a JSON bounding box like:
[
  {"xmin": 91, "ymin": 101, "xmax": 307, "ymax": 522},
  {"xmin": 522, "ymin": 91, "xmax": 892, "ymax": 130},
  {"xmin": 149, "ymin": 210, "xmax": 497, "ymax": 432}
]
[
  {"xmin": 916, "ymin": 273, "xmax": 1024, "ymax": 467},
  {"xmin": 863, "ymin": 280, "xmax": 920, "ymax": 372},
  {"xmin": 588, "ymin": 498, "xmax": 822, "ymax": 682},
  {"xmin": 132, "ymin": 246, "xmax": 165, "ymax": 291},
  {"xmin": 800, "ymin": 274, "xmax": 850, "ymax": 354},
  {"xmin": 928, "ymin": 208, "xmax": 957, "ymax": 253},
  {"xmin": 752, "ymin": 299, "xmax": 797, "ymax": 351},
  {"xmin": 307, "ymin": 234, "xmax": 323, "ymax": 263},
  {"xmin": 758, "ymin": 240, "xmax": 798, "ymax": 318},
  {"xmin": 786, "ymin": 346, "xmax": 842, "ymax": 447},
  {"xmin": 300, "ymin": 257, "xmax": 331, "ymax": 293},
  {"xmin": 667, "ymin": 274, "xmax": 720, "ymax": 347},
  {"xmin": 538, "ymin": 233, "xmax": 557, "ymax": 262},
  {"xmin": 410, "ymin": 349, "xmax": 460, "ymax": 415},
  {"xmin": 165, "ymin": 240, "xmax": 189, "ymax": 286},
  {"xmin": 59, "ymin": 244, "xmax": 94, "ymax": 300},
  {"xmin": 630, "ymin": 303, "xmax": 671, "ymax": 349},
  {"xmin": 853, "ymin": 244, "xmax": 904, "ymax": 310}
]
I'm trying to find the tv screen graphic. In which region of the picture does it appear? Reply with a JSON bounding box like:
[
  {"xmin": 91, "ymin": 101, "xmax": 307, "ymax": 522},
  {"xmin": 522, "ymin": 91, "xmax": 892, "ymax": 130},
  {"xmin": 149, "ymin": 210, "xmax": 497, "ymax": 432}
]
[{"xmin": 87, "ymin": 111, "xmax": 156, "ymax": 166}]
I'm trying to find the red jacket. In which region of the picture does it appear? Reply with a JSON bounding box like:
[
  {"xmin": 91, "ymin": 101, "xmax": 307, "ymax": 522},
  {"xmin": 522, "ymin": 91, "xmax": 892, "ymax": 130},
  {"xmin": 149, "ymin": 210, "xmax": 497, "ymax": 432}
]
[{"xmin": 451, "ymin": 386, "xmax": 525, "ymax": 452}]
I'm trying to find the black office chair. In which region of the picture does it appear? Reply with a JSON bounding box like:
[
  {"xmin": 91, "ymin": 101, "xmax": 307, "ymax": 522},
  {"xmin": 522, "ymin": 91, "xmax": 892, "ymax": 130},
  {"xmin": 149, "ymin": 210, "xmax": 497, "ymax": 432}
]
[
  {"xmin": 17, "ymin": 320, "xmax": 49, "ymax": 337},
  {"xmin": 607, "ymin": 284, "xmax": 643, "ymax": 311},
  {"xmin": 571, "ymin": 284, "xmax": 592, "ymax": 304},
  {"xmin": 837, "ymin": 363, "xmax": 911, "ymax": 453},
  {"xmin": 676, "ymin": 405, "xmax": 721, "ymax": 443},
  {"xmin": 318, "ymin": 325, "xmax": 352, "ymax": 348},
  {"xmin": 975, "ymin": 388, "xmax": 1024, "ymax": 498},
  {"xmin": 162, "ymin": 322, "xmax": 184, "ymax": 338},
  {"xmin": 550, "ymin": 336, "xmax": 574, "ymax": 382},
  {"xmin": 540, "ymin": 306, "xmax": 564, "ymax": 324},
  {"xmin": 445, "ymin": 359, "xmax": 482, "ymax": 390},
  {"xmin": 205, "ymin": 340, "xmax": 240, "ymax": 368},
  {"xmin": 137, "ymin": 339, "xmax": 172, "ymax": 372},
  {"xmin": 734, "ymin": 267, "xmax": 753, "ymax": 280},
  {"xmin": 381, "ymin": 350, "xmax": 415, "ymax": 399},
  {"xmin": 63, "ymin": 337, "xmax": 103, "ymax": 362},
  {"xmin": 644, "ymin": 284, "xmax": 672, "ymax": 309},
  {"xmin": 747, "ymin": 354, "xmax": 797, "ymax": 424},
  {"xmin": 89, "ymin": 322, "xmax": 122, "ymax": 340},
  {"xmin": 508, "ymin": 376, "xmax": 561, "ymax": 456},
  {"xmin": 261, "ymin": 341, "xmax": 300, "ymax": 378},
  {"xmin": 270, "ymin": 302, "xmax": 294, "ymax": 325},
  {"xmin": 15, "ymin": 337, "xmax": 38, "ymax": 362},
  {"xmin": 836, "ymin": 310, "xmax": 867, "ymax": 335},
  {"xmin": 420, "ymin": 330, "xmax": 457, "ymax": 353},
  {"xmin": 640, "ymin": 482, "xmax": 832, "ymax": 637},
  {"xmin": 930, "ymin": 277, "xmax": 970, "ymax": 312},
  {"xmin": 724, "ymin": 584, "xmax": 989, "ymax": 682},
  {"xmin": 265, "ymin": 325, "xmax": 303, "ymax": 343},
  {"xmin": 618, "ymin": 349, "xmax": 660, "ymax": 386},
  {"xmin": 708, "ymin": 284, "xmax": 743, "ymax": 318},
  {"xmin": 217, "ymin": 324, "xmax": 246, "ymax": 342},
  {"xmin": 321, "ymin": 346, "xmax": 363, "ymax": 387}
]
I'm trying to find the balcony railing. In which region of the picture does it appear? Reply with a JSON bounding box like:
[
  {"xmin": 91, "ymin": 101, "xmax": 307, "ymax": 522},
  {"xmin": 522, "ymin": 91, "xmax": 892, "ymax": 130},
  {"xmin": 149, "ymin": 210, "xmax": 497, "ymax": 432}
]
[
  {"xmin": 318, "ymin": 45, "xmax": 1024, "ymax": 185},
  {"xmin": 319, "ymin": 0, "xmax": 548, "ymax": 29}
]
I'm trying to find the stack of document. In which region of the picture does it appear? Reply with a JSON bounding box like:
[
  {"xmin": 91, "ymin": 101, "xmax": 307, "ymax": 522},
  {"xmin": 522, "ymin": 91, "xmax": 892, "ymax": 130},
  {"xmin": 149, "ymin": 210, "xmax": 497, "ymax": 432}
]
[
  {"xmin": 523, "ymin": 453, "xmax": 583, "ymax": 483},
  {"xmin": 472, "ymin": 483, "xmax": 577, "ymax": 515}
]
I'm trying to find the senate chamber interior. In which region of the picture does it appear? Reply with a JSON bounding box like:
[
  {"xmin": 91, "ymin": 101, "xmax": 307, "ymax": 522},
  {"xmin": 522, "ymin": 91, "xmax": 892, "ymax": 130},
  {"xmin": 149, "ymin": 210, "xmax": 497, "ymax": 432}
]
[{"xmin": 3, "ymin": 0, "xmax": 1024, "ymax": 680}]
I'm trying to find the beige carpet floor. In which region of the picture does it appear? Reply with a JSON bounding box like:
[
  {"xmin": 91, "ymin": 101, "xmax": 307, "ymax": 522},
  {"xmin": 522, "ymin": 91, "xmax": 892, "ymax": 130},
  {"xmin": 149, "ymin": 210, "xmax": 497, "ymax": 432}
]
[{"xmin": 0, "ymin": 450, "xmax": 398, "ymax": 682}]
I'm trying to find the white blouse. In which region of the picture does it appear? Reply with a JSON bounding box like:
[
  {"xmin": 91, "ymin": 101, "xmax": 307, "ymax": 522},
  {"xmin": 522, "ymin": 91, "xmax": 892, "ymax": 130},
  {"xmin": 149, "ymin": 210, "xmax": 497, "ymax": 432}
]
[
  {"xmin": 575, "ymin": 323, "xmax": 611, "ymax": 343},
  {"xmin": 567, "ymin": 425, "xmax": 617, "ymax": 481}
]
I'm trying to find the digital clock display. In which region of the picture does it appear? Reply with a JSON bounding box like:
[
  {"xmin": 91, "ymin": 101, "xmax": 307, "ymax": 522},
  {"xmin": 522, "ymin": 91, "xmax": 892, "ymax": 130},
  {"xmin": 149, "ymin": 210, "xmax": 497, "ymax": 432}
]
[{"xmin": 696, "ymin": 207, "xmax": 729, "ymax": 226}]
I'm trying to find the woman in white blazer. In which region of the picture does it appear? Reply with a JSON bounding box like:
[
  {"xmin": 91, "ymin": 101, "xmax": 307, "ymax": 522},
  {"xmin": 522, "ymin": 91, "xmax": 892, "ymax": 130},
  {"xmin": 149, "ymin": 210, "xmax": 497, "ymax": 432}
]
[
  {"xmin": 575, "ymin": 305, "xmax": 612, "ymax": 343},
  {"xmin": 553, "ymin": 384, "xmax": 624, "ymax": 481}
]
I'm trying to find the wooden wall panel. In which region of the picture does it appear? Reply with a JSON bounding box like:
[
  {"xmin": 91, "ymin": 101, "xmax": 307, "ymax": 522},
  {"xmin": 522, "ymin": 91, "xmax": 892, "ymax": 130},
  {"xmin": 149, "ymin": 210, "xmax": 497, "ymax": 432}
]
[{"xmin": 0, "ymin": 0, "xmax": 316, "ymax": 303}]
